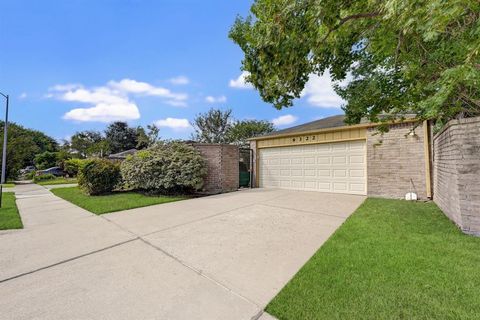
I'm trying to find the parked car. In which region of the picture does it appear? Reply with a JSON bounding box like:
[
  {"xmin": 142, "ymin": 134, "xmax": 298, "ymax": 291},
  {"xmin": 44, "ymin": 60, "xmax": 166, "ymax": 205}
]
[
  {"xmin": 19, "ymin": 165, "xmax": 36, "ymax": 175},
  {"xmin": 36, "ymin": 167, "xmax": 64, "ymax": 177}
]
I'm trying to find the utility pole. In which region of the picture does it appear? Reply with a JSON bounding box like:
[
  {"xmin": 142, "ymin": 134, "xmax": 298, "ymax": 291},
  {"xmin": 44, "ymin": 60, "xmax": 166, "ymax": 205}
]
[{"xmin": 0, "ymin": 92, "xmax": 9, "ymax": 184}]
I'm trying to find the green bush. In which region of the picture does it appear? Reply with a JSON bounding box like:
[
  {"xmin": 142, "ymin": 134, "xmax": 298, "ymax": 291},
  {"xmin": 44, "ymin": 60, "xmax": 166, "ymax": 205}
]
[
  {"xmin": 78, "ymin": 159, "xmax": 120, "ymax": 195},
  {"xmin": 33, "ymin": 174, "xmax": 56, "ymax": 183},
  {"xmin": 34, "ymin": 151, "xmax": 57, "ymax": 170},
  {"xmin": 63, "ymin": 158, "xmax": 84, "ymax": 177},
  {"xmin": 25, "ymin": 171, "xmax": 36, "ymax": 180},
  {"xmin": 120, "ymin": 142, "xmax": 207, "ymax": 193}
]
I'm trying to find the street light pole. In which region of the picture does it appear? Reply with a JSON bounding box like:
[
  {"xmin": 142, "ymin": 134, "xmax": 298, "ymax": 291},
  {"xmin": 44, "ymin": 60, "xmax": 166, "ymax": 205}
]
[{"xmin": 0, "ymin": 92, "xmax": 9, "ymax": 185}]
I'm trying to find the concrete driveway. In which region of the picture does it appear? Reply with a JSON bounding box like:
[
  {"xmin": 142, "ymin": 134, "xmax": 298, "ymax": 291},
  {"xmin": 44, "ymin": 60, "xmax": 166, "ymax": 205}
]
[{"xmin": 0, "ymin": 185, "xmax": 365, "ymax": 319}]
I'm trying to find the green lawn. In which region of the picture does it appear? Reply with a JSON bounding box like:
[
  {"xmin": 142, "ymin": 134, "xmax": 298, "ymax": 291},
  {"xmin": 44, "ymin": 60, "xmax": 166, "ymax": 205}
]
[
  {"xmin": 51, "ymin": 187, "xmax": 187, "ymax": 214},
  {"xmin": 267, "ymin": 198, "xmax": 480, "ymax": 320},
  {"xmin": 0, "ymin": 192, "xmax": 23, "ymax": 230},
  {"xmin": 36, "ymin": 178, "xmax": 78, "ymax": 186},
  {"xmin": 1, "ymin": 183, "xmax": 15, "ymax": 188}
]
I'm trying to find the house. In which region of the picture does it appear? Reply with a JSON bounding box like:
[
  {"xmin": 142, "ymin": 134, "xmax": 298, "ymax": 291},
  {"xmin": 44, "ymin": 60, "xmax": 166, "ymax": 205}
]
[
  {"xmin": 107, "ymin": 149, "xmax": 138, "ymax": 161},
  {"xmin": 249, "ymin": 115, "xmax": 432, "ymax": 199}
]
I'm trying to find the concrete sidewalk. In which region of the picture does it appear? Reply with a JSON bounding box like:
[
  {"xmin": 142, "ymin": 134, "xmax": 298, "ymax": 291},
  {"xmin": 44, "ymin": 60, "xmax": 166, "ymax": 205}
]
[
  {"xmin": 14, "ymin": 183, "xmax": 91, "ymax": 227},
  {"xmin": 0, "ymin": 185, "xmax": 365, "ymax": 319}
]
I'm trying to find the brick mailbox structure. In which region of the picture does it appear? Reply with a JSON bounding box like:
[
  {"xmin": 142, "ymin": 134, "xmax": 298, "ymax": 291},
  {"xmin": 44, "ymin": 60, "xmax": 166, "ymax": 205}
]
[{"xmin": 192, "ymin": 144, "xmax": 239, "ymax": 194}]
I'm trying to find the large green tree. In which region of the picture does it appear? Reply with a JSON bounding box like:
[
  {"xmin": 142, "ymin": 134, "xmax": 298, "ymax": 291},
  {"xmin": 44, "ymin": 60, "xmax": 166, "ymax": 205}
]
[
  {"xmin": 34, "ymin": 151, "xmax": 58, "ymax": 170},
  {"xmin": 105, "ymin": 121, "xmax": 138, "ymax": 154},
  {"xmin": 192, "ymin": 109, "xmax": 234, "ymax": 143},
  {"xmin": 135, "ymin": 124, "xmax": 161, "ymax": 149},
  {"xmin": 192, "ymin": 108, "xmax": 275, "ymax": 145},
  {"xmin": 228, "ymin": 120, "xmax": 275, "ymax": 146},
  {"xmin": 0, "ymin": 121, "xmax": 58, "ymax": 179},
  {"xmin": 230, "ymin": 0, "xmax": 480, "ymax": 126},
  {"xmin": 70, "ymin": 130, "xmax": 105, "ymax": 158}
]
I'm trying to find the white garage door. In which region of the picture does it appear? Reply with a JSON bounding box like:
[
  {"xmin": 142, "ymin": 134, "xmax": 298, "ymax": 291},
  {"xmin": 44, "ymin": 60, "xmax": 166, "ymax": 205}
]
[{"xmin": 259, "ymin": 140, "xmax": 366, "ymax": 195}]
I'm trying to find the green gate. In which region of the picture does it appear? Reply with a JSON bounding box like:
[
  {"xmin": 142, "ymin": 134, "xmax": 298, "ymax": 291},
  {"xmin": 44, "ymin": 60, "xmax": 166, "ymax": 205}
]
[{"xmin": 239, "ymin": 148, "xmax": 252, "ymax": 188}]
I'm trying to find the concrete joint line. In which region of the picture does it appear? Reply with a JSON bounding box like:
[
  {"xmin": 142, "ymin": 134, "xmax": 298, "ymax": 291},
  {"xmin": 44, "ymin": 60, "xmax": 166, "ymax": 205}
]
[
  {"xmin": 138, "ymin": 237, "xmax": 261, "ymax": 309},
  {"xmin": 15, "ymin": 194, "xmax": 52, "ymax": 199},
  {"xmin": 0, "ymin": 238, "xmax": 139, "ymax": 285},
  {"xmin": 16, "ymin": 199, "xmax": 72, "ymax": 209},
  {"xmin": 141, "ymin": 202, "xmax": 260, "ymax": 238},
  {"xmin": 258, "ymin": 203, "xmax": 348, "ymax": 220},
  {"xmin": 140, "ymin": 192, "xmax": 291, "ymax": 238},
  {"xmin": 100, "ymin": 215, "xmax": 139, "ymax": 238},
  {"xmin": 17, "ymin": 205, "xmax": 89, "ymax": 215}
]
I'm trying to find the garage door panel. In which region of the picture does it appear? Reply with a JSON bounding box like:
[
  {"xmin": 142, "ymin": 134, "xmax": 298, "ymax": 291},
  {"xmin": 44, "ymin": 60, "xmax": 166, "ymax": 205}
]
[
  {"xmin": 318, "ymin": 182, "xmax": 331, "ymax": 191},
  {"xmin": 316, "ymin": 144, "xmax": 331, "ymax": 152},
  {"xmin": 259, "ymin": 140, "xmax": 366, "ymax": 195},
  {"xmin": 349, "ymin": 155, "xmax": 364, "ymax": 164},
  {"xmin": 350, "ymin": 183, "xmax": 366, "ymax": 192},
  {"xmin": 333, "ymin": 182, "xmax": 347, "ymax": 192},
  {"xmin": 332, "ymin": 143, "xmax": 347, "ymax": 151},
  {"xmin": 332, "ymin": 156, "xmax": 347, "ymax": 164},
  {"xmin": 317, "ymin": 169, "xmax": 331, "ymax": 177},
  {"xmin": 304, "ymin": 157, "xmax": 316, "ymax": 164},
  {"xmin": 291, "ymin": 158, "xmax": 303, "ymax": 165},
  {"xmin": 333, "ymin": 169, "xmax": 347, "ymax": 177},
  {"xmin": 317, "ymin": 156, "xmax": 330, "ymax": 165},
  {"xmin": 349, "ymin": 169, "xmax": 365, "ymax": 178},
  {"xmin": 349, "ymin": 140, "xmax": 365, "ymax": 150}
]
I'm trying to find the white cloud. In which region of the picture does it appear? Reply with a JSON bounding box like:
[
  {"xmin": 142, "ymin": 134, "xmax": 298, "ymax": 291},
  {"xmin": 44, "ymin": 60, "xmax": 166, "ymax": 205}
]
[
  {"xmin": 51, "ymin": 84, "xmax": 82, "ymax": 91},
  {"xmin": 205, "ymin": 95, "xmax": 227, "ymax": 103},
  {"xmin": 61, "ymin": 87, "xmax": 127, "ymax": 105},
  {"xmin": 63, "ymin": 102, "xmax": 140, "ymax": 122},
  {"xmin": 155, "ymin": 117, "xmax": 192, "ymax": 131},
  {"xmin": 301, "ymin": 72, "xmax": 345, "ymax": 108},
  {"xmin": 19, "ymin": 92, "xmax": 27, "ymax": 99},
  {"xmin": 229, "ymin": 71, "xmax": 253, "ymax": 89},
  {"xmin": 168, "ymin": 76, "xmax": 190, "ymax": 85},
  {"xmin": 272, "ymin": 114, "xmax": 298, "ymax": 127},
  {"xmin": 108, "ymin": 79, "xmax": 188, "ymax": 103},
  {"xmin": 49, "ymin": 79, "xmax": 188, "ymax": 122}
]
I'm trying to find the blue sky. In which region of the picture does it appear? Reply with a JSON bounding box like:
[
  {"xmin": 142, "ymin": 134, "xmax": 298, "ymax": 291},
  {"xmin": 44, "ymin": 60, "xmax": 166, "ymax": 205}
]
[{"xmin": 0, "ymin": 0, "xmax": 344, "ymax": 141}]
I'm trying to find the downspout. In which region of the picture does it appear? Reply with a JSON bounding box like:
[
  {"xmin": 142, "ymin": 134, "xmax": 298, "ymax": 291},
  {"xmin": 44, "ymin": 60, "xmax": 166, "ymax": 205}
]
[{"xmin": 423, "ymin": 120, "xmax": 432, "ymax": 199}]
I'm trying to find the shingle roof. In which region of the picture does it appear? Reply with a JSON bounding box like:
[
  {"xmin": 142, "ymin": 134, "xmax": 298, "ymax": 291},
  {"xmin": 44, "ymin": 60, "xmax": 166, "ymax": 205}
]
[
  {"xmin": 107, "ymin": 148, "xmax": 138, "ymax": 160},
  {"xmin": 251, "ymin": 113, "xmax": 420, "ymax": 140},
  {"xmin": 256, "ymin": 114, "xmax": 348, "ymax": 139}
]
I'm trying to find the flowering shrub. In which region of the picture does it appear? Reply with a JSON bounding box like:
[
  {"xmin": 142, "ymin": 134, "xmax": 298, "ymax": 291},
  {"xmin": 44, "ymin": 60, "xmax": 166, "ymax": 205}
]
[{"xmin": 121, "ymin": 142, "xmax": 206, "ymax": 193}]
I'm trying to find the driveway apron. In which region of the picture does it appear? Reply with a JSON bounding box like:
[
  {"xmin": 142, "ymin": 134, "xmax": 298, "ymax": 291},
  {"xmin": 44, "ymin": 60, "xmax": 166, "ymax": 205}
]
[{"xmin": 0, "ymin": 184, "xmax": 365, "ymax": 319}]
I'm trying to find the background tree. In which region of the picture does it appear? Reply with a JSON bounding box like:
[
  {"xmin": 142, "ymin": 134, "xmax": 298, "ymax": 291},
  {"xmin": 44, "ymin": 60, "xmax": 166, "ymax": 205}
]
[
  {"xmin": 0, "ymin": 121, "xmax": 58, "ymax": 179},
  {"xmin": 34, "ymin": 151, "xmax": 58, "ymax": 170},
  {"xmin": 230, "ymin": 0, "xmax": 480, "ymax": 127},
  {"xmin": 70, "ymin": 130, "xmax": 105, "ymax": 158},
  {"xmin": 135, "ymin": 126, "xmax": 150, "ymax": 150},
  {"xmin": 105, "ymin": 121, "xmax": 138, "ymax": 153},
  {"xmin": 134, "ymin": 125, "xmax": 160, "ymax": 149},
  {"xmin": 228, "ymin": 119, "xmax": 274, "ymax": 146},
  {"xmin": 192, "ymin": 109, "xmax": 233, "ymax": 143},
  {"xmin": 146, "ymin": 124, "xmax": 161, "ymax": 146}
]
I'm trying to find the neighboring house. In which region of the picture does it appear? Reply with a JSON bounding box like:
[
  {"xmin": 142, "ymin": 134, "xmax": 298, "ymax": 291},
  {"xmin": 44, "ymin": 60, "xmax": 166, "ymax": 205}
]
[
  {"xmin": 249, "ymin": 114, "xmax": 432, "ymax": 199},
  {"xmin": 107, "ymin": 149, "xmax": 138, "ymax": 161}
]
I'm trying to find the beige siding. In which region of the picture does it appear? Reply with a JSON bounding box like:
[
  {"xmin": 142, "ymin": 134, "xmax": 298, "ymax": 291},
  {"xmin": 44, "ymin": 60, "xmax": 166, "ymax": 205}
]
[{"xmin": 257, "ymin": 128, "xmax": 367, "ymax": 149}]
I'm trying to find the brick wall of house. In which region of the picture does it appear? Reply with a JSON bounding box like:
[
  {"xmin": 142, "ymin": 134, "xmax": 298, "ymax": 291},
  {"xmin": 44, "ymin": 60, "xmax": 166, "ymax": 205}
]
[
  {"xmin": 193, "ymin": 144, "xmax": 239, "ymax": 194},
  {"xmin": 367, "ymin": 122, "xmax": 428, "ymax": 199},
  {"xmin": 433, "ymin": 117, "xmax": 480, "ymax": 236}
]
